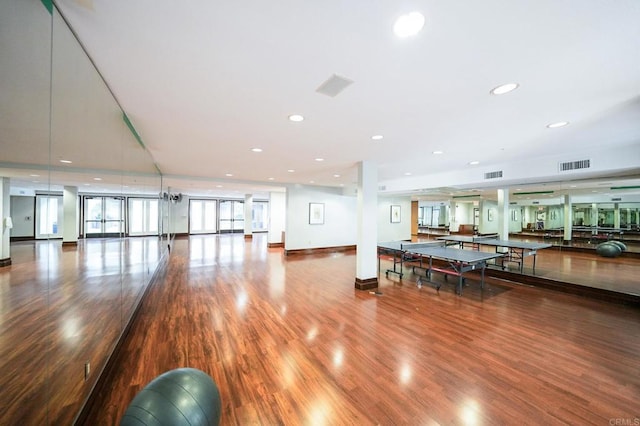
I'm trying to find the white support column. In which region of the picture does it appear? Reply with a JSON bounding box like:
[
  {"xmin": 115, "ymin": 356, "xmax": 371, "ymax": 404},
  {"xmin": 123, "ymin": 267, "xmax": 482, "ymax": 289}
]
[
  {"xmin": 0, "ymin": 177, "xmax": 11, "ymax": 266},
  {"xmin": 244, "ymin": 194, "xmax": 253, "ymax": 240},
  {"xmin": 267, "ymin": 191, "xmax": 286, "ymax": 247},
  {"xmin": 614, "ymin": 203, "xmax": 620, "ymax": 229},
  {"xmin": 355, "ymin": 161, "xmax": 378, "ymax": 290},
  {"xmin": 449, "ymin": 201, "xmax": 457, "ymax": 233},
  {"xmin": 497, "ymin": 188, "xmax": 509, "ymax": 240},
  {"xmin": 63, "ymin": 186, "xmax": 78, "ymax": 246},
  {"xmin": 591, "ymin": 203, "xmax": 598, "ymax": 234},
  {"xmin": 563, "ymin": 194, "xmax": 572, "ymax": 245}
]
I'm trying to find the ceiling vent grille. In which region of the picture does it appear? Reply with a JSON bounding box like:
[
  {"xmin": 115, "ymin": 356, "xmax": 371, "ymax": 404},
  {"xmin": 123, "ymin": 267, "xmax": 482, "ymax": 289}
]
[
  {"xmin": 611, "ymin": 197, "xmax": 622, "ymax": 201},
  {"xmin": 484, "ymin": 170, "xmax": 503, "ymax": 179},
  {"xmin": 532, "ymin": 201, "xmax": 540, "ymax": 205},
  {"xmin": 316, "ymin": 74, "xmax": 354, "ymax": 97},
  {"xmin": 378, "ymin": 185, "xmax": 386, "ymax": 191},
  {"xmin": 559, "ymin": 159, "xmax": 590, "ymax": 172}
]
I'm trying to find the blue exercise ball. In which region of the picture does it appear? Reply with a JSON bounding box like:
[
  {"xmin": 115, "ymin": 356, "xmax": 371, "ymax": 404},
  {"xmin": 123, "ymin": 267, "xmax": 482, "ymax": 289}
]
[
  {"xmin": 608, "ymin": 240, "xmax": 627, "ymax": 252},
  {"xmin": 120, "ymin": 368, "xmax": 221, "ymax": 426},
  {"xmin": 595, "ymin": 242, "xmax": 622, "ymax": 258}
]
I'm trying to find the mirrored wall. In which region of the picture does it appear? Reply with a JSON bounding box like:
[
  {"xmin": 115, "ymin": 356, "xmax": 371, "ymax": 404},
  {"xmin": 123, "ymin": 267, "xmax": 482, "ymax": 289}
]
[{"xmin": 0, "ymin": 2, "xmax": 168, "ymax": 423}]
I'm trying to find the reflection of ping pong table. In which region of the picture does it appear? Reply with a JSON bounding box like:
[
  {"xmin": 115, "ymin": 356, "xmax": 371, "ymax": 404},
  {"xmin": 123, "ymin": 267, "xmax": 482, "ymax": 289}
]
[
  {"xmin": 474, "ymin": 239, "xmax": 551, "ymax": 274},
  {"xmin": 437, "ymin": 235, "xmax": 497, "ymax": 249},
  {"xmin": 407, "ymin": 246, "xmax": 504, "ymax": 295},
  {"xmin": 437, "ymin": 236, "xmax": 551, "ymax": 274},
  {"xmin": 377, "ymin": 241, "xmax": 444, "ymax": 278}
]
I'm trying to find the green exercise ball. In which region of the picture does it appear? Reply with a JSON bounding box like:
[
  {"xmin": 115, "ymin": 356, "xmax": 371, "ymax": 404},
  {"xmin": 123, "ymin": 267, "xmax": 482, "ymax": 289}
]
[
  {"xmin": 608, "ymin": 240, "xmax": 627, "ymax": 252},
  {"xmin": 120, "ymin": 368, "xmax": 221, "ymax": 426},
  {"xmin": 595, "ymin": 242, "xmax": 622, "ymax": 258}
]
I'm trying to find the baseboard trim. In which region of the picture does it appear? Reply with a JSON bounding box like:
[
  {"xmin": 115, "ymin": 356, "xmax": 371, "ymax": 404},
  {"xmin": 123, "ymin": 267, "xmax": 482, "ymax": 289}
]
[
  {"xmin": 0, "ymin": 258, "xmax": 11, "ymax": 267},
  {"xmin": 284, "ymin": 245, "xmax": 356, "ymax": 256},
  {"xmin": 355, "ymin": 277, "xmax": 378, "ymax": 290},
  {"xmin": 267, "ymin": 242, "xmax": 284, "ymax": 248}
]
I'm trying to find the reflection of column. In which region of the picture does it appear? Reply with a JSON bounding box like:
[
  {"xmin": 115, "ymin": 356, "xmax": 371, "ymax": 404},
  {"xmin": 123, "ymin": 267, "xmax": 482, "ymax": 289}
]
[
  {"xmin": 63, "ymin": 186, "xmax": 78, "ymax": 246},
  {"xmin": 614, "ymin": 203, "xmax": 620, "ymax": 229},
  {"xmin": 0, "ymin": 177, "xmax": 10, "ymax": 266},
  {"xmin": 563, "ymin": 194, "xmax": 572, "ymax": 244},
  {"xmin": 591, "ymin": 203, "xmax": 598, "ymax": 233},
  {"xmin": 355, "ymin": 161, "xmax": 378, "ymax": 290},
  {"xmin": 244, "ymin": 194, "xmax": 253, "ymax": 240},
  {"xmin": 449, "ymin": 201, "xmax": 457, "ymax": 232},
  {"xmin": 497, "ymin": 188, "xmax": 509, "ymax": 240}
]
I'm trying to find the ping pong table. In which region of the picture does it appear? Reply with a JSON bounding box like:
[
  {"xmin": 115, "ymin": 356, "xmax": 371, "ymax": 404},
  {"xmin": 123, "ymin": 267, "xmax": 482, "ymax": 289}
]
[
  {"xmin": 437, "ymin": 236, "xmax": 551, "ymax": 274},
  {"xmin": 407, "ymin": 246, "xmax": 504, "ymax": 295},
  {"xmin": 377, "ymin": 241, "xmax": 444, "ymax": 278}
]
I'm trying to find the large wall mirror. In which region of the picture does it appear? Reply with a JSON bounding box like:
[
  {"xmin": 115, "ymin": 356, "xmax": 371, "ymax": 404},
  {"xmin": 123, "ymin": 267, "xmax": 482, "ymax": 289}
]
[{"xmin": 1, "ymin": 1, "xmax": 167, "ymax": 423}]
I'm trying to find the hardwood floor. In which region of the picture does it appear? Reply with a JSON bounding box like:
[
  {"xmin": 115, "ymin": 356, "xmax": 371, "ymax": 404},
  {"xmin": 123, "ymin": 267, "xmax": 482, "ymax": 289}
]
[{"xmin": 84, "ymin": 234, "xmax": 640, "ymax": 425}]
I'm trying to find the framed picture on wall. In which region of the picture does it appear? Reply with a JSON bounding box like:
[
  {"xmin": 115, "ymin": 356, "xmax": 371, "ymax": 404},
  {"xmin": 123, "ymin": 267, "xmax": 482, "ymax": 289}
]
[
  {"xmin": 309, "ymin": 202, "xmax": 325, "ymax": 225},
  {"xmin": 390, "ymin": 205, "xmax": 401, "ymax": 223}
]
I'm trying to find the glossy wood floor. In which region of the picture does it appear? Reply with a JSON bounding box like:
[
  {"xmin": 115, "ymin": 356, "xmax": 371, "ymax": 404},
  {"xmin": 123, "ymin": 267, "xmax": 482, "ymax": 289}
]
[{"xmin": 84, "ymin": 234, "xmax": 640, "ymax": 425}]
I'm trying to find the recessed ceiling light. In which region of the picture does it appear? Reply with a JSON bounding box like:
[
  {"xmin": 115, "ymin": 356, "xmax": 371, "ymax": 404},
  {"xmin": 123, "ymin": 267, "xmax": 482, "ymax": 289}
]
[
  {"xmin": 287, "ymin": 169, "xmax": 295, "ymax": 173},
  {"xmin": 469, "ymin": 161, "xmax": 480, "ymax": 165},
  {"xmin": 60, "ymin": 159, "xmax": 72, "ymax": 164},
  {"xmin": 288, "ymin": 114, "xmax": 304, "ymax": 122},
  {"xmin": 30, "ymin": 174, "xmax": 39, "ymax": 177},
  {"xmin": 393, "ymin": 12, "xmax": 425, "ymax": 38},
  {"xmin": 371, "ymin": 135, "xmax": 383, "ymax": 140},
  {"xmin": 310, "ymin": 180, "xmax": 315, "ymax": 184},
  {"xmin": 216, "ymin": 185, "xmax": 223, "ymax": 188},
  {"xmin": 268, "ymin": 177, "xmax": 275, "ymax": 181},
  {"xmin": 404, "ymin": 172, "xmax": 412, "ymax": 176},
  {"xmin": 333, "ymin": 174, "xmax": 341, "ymax": 178},
  {"xmin": 339, "ymin": 184, "xmax": 344, "ymax": 187},
  {"xmin": 93, "ymin": 177, "xmax": 102, "ymax": 181},
  {"xmin": 432, "ymin": 150, "xmax": 443, "ymax": 155},
  {"xmin": 84, "ymin": 183, "xmax": 90, "ymax": 186},
  {"xmin": 225, "ymin": 173, "xmax": 233, "ymax": 177},
  {"xmin": 251, "ymin": 148, "xmax": 263, "ymax": 152},
  {"xmin": 547, "ymin": 121, "xmax": 569, "ymax": 128},
  {"xmin": 490, "ymin": 83, "xmax": 519, "ymax": 95},
  {"xmin": 315, "ymin": 158, "xmax": 324, "ymax": 162}
]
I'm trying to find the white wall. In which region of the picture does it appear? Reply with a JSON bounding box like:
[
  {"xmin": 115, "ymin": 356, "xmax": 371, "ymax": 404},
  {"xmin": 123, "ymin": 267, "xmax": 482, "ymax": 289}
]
[
  {"xmin": 169, "ymin": 196, "xmax": 190, "ymax": 234},
  {"xmin": 9, "ymin": 195, "xmax": 35, "ymax": 238},
  {"xmin": 285, "ymin": 185, "xmax": 356, "ymax": 250},
  {"xmin": 268, "ymin": 191, "xmax": 286, "ymax": 244},
  {"xmin": 377, "ymin": 196, "xmax": 411, "ymax": 242}
]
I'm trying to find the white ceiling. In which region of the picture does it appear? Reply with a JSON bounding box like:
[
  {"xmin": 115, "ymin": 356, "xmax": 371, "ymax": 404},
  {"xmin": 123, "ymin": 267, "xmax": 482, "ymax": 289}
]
[{"xmin": 5, "ymin": 0, "xmax": 640, "ymax": 201}]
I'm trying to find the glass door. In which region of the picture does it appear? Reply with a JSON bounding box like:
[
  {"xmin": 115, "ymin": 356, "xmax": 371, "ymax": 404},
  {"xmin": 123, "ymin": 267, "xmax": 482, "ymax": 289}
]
[
  {"xmin": 189, "ymin": 199, "xmax": 218, "ymax": 234},
  {"xmin": 35, "ymin": 195, "xmax": 63, "ymax": 239},
  {"xmin": 84, "ymin": 196, "xmax": 125, "ymax": 237},
  {"xmin": 219, "ymin": 200, "xmax": 244, "ymax": 233},
  {"xmin": 252, "ymin": 201, "xmax": 269, "ymax": 232},
  {"xmin": 128, "ymin": 198, "xmax": 159, "ymax": 236}
]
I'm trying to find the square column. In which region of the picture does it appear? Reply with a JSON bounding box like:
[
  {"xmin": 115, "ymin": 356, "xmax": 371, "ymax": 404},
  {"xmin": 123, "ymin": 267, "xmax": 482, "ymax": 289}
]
[
  {"xmin": 63, "ymin": 186, "xmax": 79, "ymax": 246},
  {"xmin": 355, "ymin": 161, "xmax": 378, "ymax": 290},
  {"xmin": 497, "ymin": 188, "xmax": 509, "ymax": 240},
  {"xmin": 0, "ymin": 177, "xmax": 10, "ymax": 266},
  {"xmin": 244, "ymin": 194, "xmax": 253, "ymax": 240}
]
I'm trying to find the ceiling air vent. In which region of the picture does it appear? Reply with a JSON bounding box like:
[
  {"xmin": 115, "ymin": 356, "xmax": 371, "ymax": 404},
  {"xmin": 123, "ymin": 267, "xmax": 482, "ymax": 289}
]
[
  {"xmin": 611, "ymin": 197, "xmax": 622, "ymax": 202},
  {"xmin": 378, "ymin": 185, "xmax": 386, "ymax": 191},
  {"xmin": 316, "ymin": 74, "xmax": 354, "ymax": 97},
  {"xmin": 559, "ymin": 159, "xmax": 590, "ymax": 172},
  {"xmin": 484, "ymin": 170, "xmax": 503, "ymax": 179},
  {"xmin": 532, "ymin": 201, "xmax": 540, "ymax": 205}
]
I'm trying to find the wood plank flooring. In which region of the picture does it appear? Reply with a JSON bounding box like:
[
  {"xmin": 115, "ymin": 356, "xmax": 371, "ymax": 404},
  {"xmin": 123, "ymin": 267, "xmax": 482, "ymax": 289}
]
[{"xmin": 83, "ymin": 234, "xmax": 640, "ymax": 425}]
